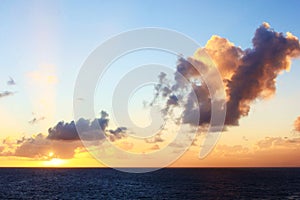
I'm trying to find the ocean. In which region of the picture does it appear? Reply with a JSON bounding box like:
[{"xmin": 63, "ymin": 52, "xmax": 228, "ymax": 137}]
[{"xmin": 0, "ymin": 168, "xmax": 299, "ymax": 199}]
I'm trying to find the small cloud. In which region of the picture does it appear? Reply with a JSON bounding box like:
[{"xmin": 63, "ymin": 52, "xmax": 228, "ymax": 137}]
[
  {"xmin": 109, "ymin": 127, "xmax": 127, "ymax": 135},
  {"xmin": 294, "ymin": 116, "xmax": 300, "ymax": 132},
  {"xmin": 28, "ymin": 116, "xmax": 46, "ymax": 125},
  {"xmin": 256, "ymin": 137, "xmax": 300, "ymax": 149},
  {"xmin": 150, "ymin": 144, "xmax": 160, "ymax": 150},
  {"xmin": 7, "ymin": 77, "xmax": 16, "ymax": 86},
  {"xmin": 108, "ymin": 127, "xmax": 127, "ymax": 142},
  {"xmin": 48, "ymin": 111, "xmax": 126, "ymax": 142},
  {"xmin": 118, "ymin": 141, "xmax": 134, "ymax": 151},
  {"xmin": 169, "ymin": 142, "xmax": 184, "ymax": 148},
  {"xmin": 0, "ymin": 91, "xmax": 14, "ymax": 98},
  {"xmin": 145, "ymin": 135, "xmax": 164, "ymax": 143}
]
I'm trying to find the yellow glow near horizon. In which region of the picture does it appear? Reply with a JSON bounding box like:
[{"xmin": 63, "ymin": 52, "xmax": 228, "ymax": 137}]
[{"xmin": 43, "ymin": 158, "xmax": 66, "ymax": 167}]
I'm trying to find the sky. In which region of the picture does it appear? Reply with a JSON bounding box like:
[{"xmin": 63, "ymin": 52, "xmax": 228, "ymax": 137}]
[{"xmin": 1, "ymin": 0, "xmax": 300, "ymax": 167}]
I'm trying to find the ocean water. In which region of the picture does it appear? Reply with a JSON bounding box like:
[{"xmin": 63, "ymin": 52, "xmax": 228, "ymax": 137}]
[{"xmin": 0, "ymin": 168, "xmax": 300, "ymax": 199}]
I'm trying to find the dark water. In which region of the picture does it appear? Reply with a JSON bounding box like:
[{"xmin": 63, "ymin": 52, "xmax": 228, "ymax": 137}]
[{"xmin": 0, "ymin": 168, "xmax": 300, "ymax": 199}]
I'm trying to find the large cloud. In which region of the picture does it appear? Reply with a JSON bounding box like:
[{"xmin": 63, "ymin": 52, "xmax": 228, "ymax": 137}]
[
  {"xmin": 225, "ymin": 23, "xmax": 300, "ymax": 125},
  {"xmin": 155, "ymin": 23, "xmax": 300, "ymax": 127}
]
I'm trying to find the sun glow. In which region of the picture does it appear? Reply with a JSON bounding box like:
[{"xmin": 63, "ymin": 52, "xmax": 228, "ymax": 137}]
[
  {"xmin": 43, "ymin": 158, "xmax": 66, "ymax": 167},
  {"xmin": 48, "ymin": 152, "xmax": 54, "ymax": 157}
]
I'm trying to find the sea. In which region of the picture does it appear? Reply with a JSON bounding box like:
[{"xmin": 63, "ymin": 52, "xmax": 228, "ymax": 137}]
[{"xmin": 0, "ymin": 168, "xmax": 300, "ymax": 199}]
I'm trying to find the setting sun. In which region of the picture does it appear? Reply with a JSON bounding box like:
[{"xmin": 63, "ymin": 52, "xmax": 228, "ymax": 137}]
[{"xmin": 48, "ymin": 152, "xmax": 54, "ymax": 157}]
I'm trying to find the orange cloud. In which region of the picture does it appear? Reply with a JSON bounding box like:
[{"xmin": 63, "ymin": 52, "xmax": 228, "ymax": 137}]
[
  {"xmin": 294, "ymin": 116, "xmax": 300, "ymax": 132},
  {"xmin": 172, "ymin": 136, "xmax": 300, "ymax": 167}
]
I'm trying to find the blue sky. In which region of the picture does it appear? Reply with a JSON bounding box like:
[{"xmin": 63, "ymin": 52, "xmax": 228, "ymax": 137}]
[{"xmin": 1, "ymin": 1, "xmax": 300, "ymax": 167}]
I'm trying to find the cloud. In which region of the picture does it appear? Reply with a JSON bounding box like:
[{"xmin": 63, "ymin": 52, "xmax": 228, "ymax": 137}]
[
  {"xmin": 0, "ymin": 91, "xmax": 14, "ymax": 98},
  {"xmin": 108, "ymin": 127, "xmax": 127, "ymax": 142},
  {"xmin": 145, "ymin": 134, "xmax": 164, "ymax": 144},
  {"xmin": 169, "ymin": 142, "xmax": 185, "ymax": 148},
  {"xmin": 0, "ymin": 111, "xmax": 127, "ymax": 160},
  {"xmin": 242, "ymin": 136, "xmax": 249, "ymax": 141},
  {"xmin": 256, "ymin": 136, "xmax": 300, "ymax": 149},
  {"xmin": 7, "ymin": 77, "xmax": 16, "ymax": 86},
  {"xmin": 224, "ymin": 23, "xmax": 300, "ymax": 125},
  {"xmin": 28, "ymin": 116, "xmax": 46, "ymax": 125},
  {"xmin": 47, "ymin": 118, "xmax": 106, "ymax": 141},
  {"xmin": 109, "ymin": 127, "xmax": 127, "ymax": 135},
  {"xmin": 117, "ymin": 141, "xmax": 134, "ymax": 151},
  {"xmin": 212, "ymin": 137, "xmax": 300, "ymax": 157},
  {"xmin": 213, "ymin": 144, "xmax": 250, "ymax": 157},
  {"xmin": 154, "ymin": 23, "xmax": 300, "ymax": 128},
  {"xmin": 294, "ymin": 116, "xmax": 300, "ymax": 132},
  {"xmin": 13, "ymin": 133, "xmax": 82, "ymax": 159},
  {"xmin": 150, "ymin": 144, "xmax": 160, "ymax": 150},
  {"xmin": 203, "ymin": 35, "xmax": 243, "ymax": 80},
  {"xmin": 47, "ymin": 111, "xmax": 126, "ymax": 142},
  {"xmin": 174, "ymin": 136, "xmax": 300, "ymax": 167}
]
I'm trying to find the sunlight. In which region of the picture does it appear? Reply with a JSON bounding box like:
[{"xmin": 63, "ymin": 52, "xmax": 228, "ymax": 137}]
[
  {"xmin": 48, "ymin": 152, "xmax": 54, "ymax": 157},
  {"xmin": 43, "ymin": 158, "xmax": 66, "ymax": 167}
]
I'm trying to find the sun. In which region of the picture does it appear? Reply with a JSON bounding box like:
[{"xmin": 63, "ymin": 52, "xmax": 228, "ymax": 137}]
[
  {"xmin": 43, "ymin": 152, "xmax": 66, "ymax": 167},
  {"xmin": 49, "ymin": 158, "xmax": 65, "ymax": 166},
  {"xmin": 48, "ymin": 152, "xmax": 54, "ymax": 157}
]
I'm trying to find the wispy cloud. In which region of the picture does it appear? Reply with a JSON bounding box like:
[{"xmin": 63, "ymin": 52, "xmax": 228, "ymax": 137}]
[
  {"xmin": 0, "ymin": 91, "xmax": 14, "ymax": 98},
  {"xmin": 28, "ymin": 116, "xmax": 46, "ymax": 125}
]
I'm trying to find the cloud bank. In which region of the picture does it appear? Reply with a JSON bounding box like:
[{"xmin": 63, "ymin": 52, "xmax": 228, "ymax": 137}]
[{"xmin": 0, "ymin": 111, "xmax": 126, "ymax": 159}]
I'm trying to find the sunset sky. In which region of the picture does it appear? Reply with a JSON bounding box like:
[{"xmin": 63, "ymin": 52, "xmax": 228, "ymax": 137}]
[{"xmin": 1, "ymin": 0, "xmax": 300, "ymax": 167}]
